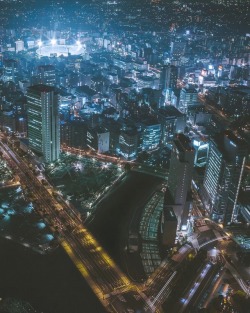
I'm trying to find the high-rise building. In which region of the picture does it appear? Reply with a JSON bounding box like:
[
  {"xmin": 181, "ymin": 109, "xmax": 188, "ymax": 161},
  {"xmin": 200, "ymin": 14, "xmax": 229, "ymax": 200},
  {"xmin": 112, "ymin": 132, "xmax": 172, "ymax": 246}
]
[
  {"xmin": 157, "ymin": 106, "xmax": 185, "ymax": 144},
  {"xmin": 170, "ymin": 39, "xmax": 186, "ymax": 59},
  {"xmin": 159, "ymin": 64, "xmax": 178, "ymax": 91},
  {"xmin": 37, "ymin": 65, "xmax": 56, "ymax": 86},
  {"xmin": 179, "ymin": 85, "xmax": 198, "ymax": 113},
  {"xmin": 192, "ymin": 138, "xmax": 209, "ymax": 167},
  {"xmin": 201, "ymin": 131, "xmax": 248, "ymax": 225},
  {"xmin": 167, "ymin": 134, "xmax": 195, "ymax": 228},
  {"xmin": 3, "ymin": 59, "xmax": 19, "ymax": 82},
  {"xmin": 87, "ymin": 126, "xmax": 110, "ymax": 153},
  {"xmin": 60, "ymin": 120, "xmax": 87, "ymax": 149},
  {"xmin": 141, "ymin": 122, "xmax": 161, "ymax": 152},
  {"xmin": 161, "ymin": 206, "xmax": 177, "ymax": 247},
  {"xmin": 27, "ymin": 85, "xmax": 60, "ymax": 162},
  {"xmin": 119, "ymin": 128, "xmax": 138, "ymax": 160}
]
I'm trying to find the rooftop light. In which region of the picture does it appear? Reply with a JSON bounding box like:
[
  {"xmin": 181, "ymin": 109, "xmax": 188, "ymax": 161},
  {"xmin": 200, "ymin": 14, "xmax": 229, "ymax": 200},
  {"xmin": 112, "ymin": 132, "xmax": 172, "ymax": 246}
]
[{"xmin": 51, "ymin": 39, "xmax": 57, "ymax": 46}]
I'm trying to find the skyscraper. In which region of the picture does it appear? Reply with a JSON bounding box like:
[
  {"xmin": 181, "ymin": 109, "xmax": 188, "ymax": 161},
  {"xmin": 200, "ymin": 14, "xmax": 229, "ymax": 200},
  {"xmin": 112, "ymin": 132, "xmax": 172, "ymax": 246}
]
[
  {"xmin": 167, "ymin": 134, "xmax": 195, "ymax": 228},
  {"xmin": 179, "ymin": 85, "xmax": 198, "ymax": 114},
  {"xmin": 27, "ymin": 85, "xmax": 60, "ymax": 162},
  {"xmin": 159, "ymin": 64, "xmax": 178, "ymax": 91},
  {"xmin": 201, "ymin": 131, "xmax": 248, "ymax": 225},
  {"xmin": 3, "ymin": 59, "xmax": 19, "ymax": 82},
  {"xmin": 159, "ymin": 64, "xmax": 178, "ymax": 106},
  {"xmin": 119, "ymin": 128, "xmax": 138, "ymax": 160},
  {"xmin": 37, "ymin": 65, "xmax": 56, "ymax": 86}
]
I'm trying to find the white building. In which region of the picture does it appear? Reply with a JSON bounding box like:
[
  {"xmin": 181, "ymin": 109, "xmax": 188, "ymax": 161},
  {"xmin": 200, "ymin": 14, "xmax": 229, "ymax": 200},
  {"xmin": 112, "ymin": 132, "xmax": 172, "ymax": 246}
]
[{"xmin": 15, "ymin": 40, "xmax": 24, "ymax": 53}]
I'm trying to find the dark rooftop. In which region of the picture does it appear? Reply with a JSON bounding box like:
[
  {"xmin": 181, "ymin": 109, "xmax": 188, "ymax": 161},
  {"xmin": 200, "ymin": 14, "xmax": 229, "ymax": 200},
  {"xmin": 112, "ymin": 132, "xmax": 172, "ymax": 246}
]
[
  {"xmin": 163, "ymin": 207, "xmax": 177, "ymax": 222},
  {"xmin": 27, "ymin": 84, "xmax": 56, "ymax": 93},
  {"xmin": 174, "ymin": 133, "xmax": 194, "ymax": 152},
  {"xmin": 224, "ymin": 130, "xmax": 249, "ymax": 148},
  {"xmin": 158, "ymin": 106, "xmax": 183, "ymax": 118}
]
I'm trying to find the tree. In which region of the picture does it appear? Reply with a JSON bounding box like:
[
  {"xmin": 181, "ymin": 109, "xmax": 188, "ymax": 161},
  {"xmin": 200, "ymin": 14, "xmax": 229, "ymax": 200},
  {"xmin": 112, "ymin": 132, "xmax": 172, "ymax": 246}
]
[{"xmin": 124, "ymin": 163, "xmax": 131, "ymax": 172}]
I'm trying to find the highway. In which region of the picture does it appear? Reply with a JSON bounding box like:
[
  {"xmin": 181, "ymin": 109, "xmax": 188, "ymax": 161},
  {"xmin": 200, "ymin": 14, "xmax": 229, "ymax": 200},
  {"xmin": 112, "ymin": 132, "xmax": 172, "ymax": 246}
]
[
  {"xmin": 198, "ymin": 94, "xmax": 231, "ymax": 128},
  {"xmin": 4, "ymin": 133, "xmax": 249, "ymax": 312},
  {"xmin": 178, "ymin": 262, "xmax": 212, "ymax": 313},
  {"xmin": 0, "ymin": 139, "xmax": 158, "ymax": 313},
  {"xmin": 224, "ymin": 258, "xmax": 250, "ymax": 296}
]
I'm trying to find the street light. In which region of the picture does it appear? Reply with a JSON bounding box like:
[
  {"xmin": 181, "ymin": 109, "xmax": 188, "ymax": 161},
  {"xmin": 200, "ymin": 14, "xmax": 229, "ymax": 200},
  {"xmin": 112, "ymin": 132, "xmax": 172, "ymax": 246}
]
[
  {"xmin": 37, "ymin": 40, "xmax": 42, "ymax": 56},
  {"xmin": 37, "ymin": 40, "xmax": 43, "ymax": 47},
  {"xmin": 51, "ymin": 38, "xmax": 56, "ymax": 46}
]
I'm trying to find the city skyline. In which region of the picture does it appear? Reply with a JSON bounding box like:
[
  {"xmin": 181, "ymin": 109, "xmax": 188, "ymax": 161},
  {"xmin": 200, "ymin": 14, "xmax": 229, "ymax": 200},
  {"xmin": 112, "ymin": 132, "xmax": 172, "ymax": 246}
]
[{"xmin": 0, "ymin": 0, "xmax": 249, "ymax": 313}]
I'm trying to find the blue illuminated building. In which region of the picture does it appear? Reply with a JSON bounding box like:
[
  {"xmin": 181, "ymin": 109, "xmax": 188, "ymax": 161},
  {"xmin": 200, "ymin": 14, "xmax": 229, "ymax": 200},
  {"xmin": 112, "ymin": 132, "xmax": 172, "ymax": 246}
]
[
  {"xmin": 141, "ymin": 122, "xmax": 161, "ymax": 152},
  {"xmin": 201, "ymin": 131, "xmax": 248, "ymax": 225},
  {"xmin": 118, "ymin": 128, "xmax": 138, "ymax": 160}
]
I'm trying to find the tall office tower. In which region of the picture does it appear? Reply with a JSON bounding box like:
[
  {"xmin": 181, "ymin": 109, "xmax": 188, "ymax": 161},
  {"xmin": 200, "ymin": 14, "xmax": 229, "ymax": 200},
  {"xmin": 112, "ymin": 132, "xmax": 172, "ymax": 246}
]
[
  {"xmin": 27, "ymin": 85, "xmax": 60, "ymax": 162},
  {"xmin": 159, "ymin": 64, "xmax": 178, "ymax": 106},
  {"xmin": 159, "ymin": 64, "xmax": 178, "ymax": 91},
  {"xmin": 141, "ymin": 122, "xmax": 161, "ymax": 152},
  {"xmin": 3, "ymin": 59, "xmax": 19, "ymax": 82},
  {"xmin": 170, "ymin": 39, "xmax": 186, "ymax": 59},
  {"xmin": 179, "ymin": 85, "xmax": 198, "ymax": 114},
  {"xmin": 119, "ymin": 128, "xmax": 138, "ymax": 160},
  {"xmin": 37, "ymin": 65, "xmax": 56, "ymax": 86},
  {"xmin": 168, "ymin": 134, "xmax": 195, "ymax": 228},
  {"xmin": 202, "ymin": 131, "xmax": 248, "ymax": 225}
]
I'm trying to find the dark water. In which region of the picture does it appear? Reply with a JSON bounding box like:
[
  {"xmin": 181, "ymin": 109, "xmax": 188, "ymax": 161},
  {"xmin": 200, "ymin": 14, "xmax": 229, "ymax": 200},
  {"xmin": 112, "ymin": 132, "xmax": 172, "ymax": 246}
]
[
  {"xmin": 0, "ymin": 171, "xmax": 163, "ymax": 313},
  {"xmin": 0, "ymin": 238, "xmax": 106, "ymax": 313},
  {"xmin": 88, "ymin": 171, "xmax": 163, "ymax": 263}
]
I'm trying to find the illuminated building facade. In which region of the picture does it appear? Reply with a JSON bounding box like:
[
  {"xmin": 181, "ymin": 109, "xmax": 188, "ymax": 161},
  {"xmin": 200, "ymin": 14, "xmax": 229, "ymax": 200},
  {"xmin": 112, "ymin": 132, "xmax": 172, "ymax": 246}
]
[
  {"xmin": 192, "ymin": 138, "xmax": 209, "ymax": 167},
  {"xmin": 179, "ymin": 85, "xmax": 198, "ymax": 113},
  {"xmin": 27, "ymin": 85, "xmax": 60, "ymax": 162},
  {"xmin": 141, "ymin": 123, "xmax": 161, "ymax": 152},
  {"xmin": 37, "ymin": 65, "xmax": 56, "ymax": 86},
  {"xmin": 202, "ymin": 131, "xmax": 248, "ymax": 225},
  {"xmin": 159, "ymin": 64, "xmax": 178, "ymax": 91},
  {"xmin": 87, "ymin": 127, "xmax": 110, "ymax": 153},
  {"xmin": 119, "ymin": 129, "xmax": 138, "ymax": 160},
  {"xmin": 3, "ymin": 59, "xmax": 19, "ymax": 82}
]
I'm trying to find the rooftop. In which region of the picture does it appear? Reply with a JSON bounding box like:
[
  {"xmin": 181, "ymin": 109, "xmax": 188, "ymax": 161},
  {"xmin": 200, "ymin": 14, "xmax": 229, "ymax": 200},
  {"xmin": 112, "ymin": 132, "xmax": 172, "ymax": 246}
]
[
  {"xmin": 175, "ymin": 133, "xmax": 194, "ymax": 152},
  {"xmin": 163, "ymin": 207, "xmax": 177, "ymax": 222},
  {"xmin": 158, "ymin": 106, "xmax": 183, "ymax": 118}
]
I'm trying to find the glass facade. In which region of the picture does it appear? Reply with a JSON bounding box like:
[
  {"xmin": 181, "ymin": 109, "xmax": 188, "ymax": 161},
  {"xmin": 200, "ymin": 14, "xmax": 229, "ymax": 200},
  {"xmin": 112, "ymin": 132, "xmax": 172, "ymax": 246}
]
[
  {"xmin": 203, "ymin": 132, "xmax": 247, "ymax": 225},
  {"xmin": 27, "ymin": 85, "xmax": 60, "ymax": 162}
]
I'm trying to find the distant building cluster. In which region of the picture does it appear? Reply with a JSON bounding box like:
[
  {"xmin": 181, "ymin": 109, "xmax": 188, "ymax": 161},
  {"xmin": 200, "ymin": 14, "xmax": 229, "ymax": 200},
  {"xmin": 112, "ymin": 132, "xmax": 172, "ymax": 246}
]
[{"xmin": 0, "ymin": 0, "xmax": 249, "ymax": 231}]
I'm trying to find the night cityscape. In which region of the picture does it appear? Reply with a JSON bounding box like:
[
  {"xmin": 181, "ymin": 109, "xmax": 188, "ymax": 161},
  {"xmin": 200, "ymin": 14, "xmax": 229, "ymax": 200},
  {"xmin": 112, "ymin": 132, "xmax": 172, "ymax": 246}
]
[{"xmin": 0, "ymin": 0, "xmax": 250, "ymax": 312}]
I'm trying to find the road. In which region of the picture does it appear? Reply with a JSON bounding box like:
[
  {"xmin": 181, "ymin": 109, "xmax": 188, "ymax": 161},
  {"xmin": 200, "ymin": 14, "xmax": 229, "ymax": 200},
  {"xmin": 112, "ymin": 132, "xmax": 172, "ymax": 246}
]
[
  {"xmin": 198, "ymin": 94, "xmax": 231, "ymax": 128},
  {"xmin": 62, "ymin": 145, "xmax": 168, "ymax": 179},
  {"xmin": 0, "ymin": 139, "xmax": 158, "ymax": 313},
  {"xmin": 178, "ymin": 262, "xmax": 213, "ymax": 313},
  {"xmin": 189, "ymin": 189, "xmax": 250, "ymax": 298}
]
